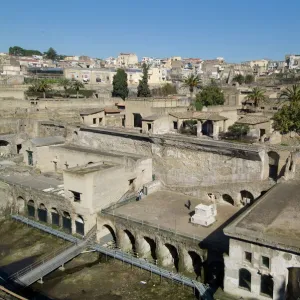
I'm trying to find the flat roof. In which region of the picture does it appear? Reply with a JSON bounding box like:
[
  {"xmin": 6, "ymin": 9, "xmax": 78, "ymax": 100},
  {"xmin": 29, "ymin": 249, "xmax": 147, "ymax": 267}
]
[
  {"xmin": 64, "ymin": 162, "xmax": 117, "ymax": 175},
  {"xmin": 111, "ymin": 190, "xmax": 239, "ymax": 251},
  {"xmin": 236, "ymin": 115, "xmax": 270, "ymax": 125},
  {"xmin": 224, "ymin": 181, "xmax": 300, "ymax": 253},
  {"xmin": 31, "ymin": 136, "xmax": 65, "ymax": 147},
  {"xmin": 80, "ymin": 108, "xmax": 104, "ymax": 116}
]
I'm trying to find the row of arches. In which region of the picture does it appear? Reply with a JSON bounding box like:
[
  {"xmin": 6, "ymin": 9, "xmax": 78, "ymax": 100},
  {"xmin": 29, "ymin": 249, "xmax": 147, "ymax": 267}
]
[
  {"xmin": 102, "ymin": 224, "xmax": 205, "ymax": 278},
  {"xmin": 18, "ymin": 197, "xmax": 85, "ymax": 236}
]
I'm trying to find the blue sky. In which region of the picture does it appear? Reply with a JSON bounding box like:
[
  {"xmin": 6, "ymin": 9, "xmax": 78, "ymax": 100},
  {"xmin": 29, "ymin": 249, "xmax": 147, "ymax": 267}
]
[{"xmin": 0, "ymin": 0, "xmax": 299, "ymax": 62}]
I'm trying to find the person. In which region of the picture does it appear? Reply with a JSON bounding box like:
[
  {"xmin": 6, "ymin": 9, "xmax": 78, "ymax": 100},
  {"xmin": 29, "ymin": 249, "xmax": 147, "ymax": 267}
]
[{"xmin": 185, "ymin": 200, "xmax": 191, "ymax": 210}]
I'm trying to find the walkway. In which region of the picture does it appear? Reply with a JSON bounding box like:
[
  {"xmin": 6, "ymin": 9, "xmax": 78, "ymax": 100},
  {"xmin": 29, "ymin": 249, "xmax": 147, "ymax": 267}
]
[{"xmin": 11, "ymin": 215, "xmax": 212, "ymax": 300}]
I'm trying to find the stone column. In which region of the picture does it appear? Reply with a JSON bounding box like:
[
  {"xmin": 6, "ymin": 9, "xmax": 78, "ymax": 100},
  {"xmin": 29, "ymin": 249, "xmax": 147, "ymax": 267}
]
[
  {"xmin": 156, "ymin": 240, "xmax": 172, "ymax": 267},
  {"xmin": 196, "ymin": 120, "xmax": 202, "ymax": 137},
  {"xmin": 213, "ymin": 122, "xmax": 219, "ymax": 140},
  {"xmin": 71, "ymin": 217, "xmax": 76, "ymax": 235},
  {"xmin": 116, "ymin": 228, "xmax": 132, "ymax": 252}
]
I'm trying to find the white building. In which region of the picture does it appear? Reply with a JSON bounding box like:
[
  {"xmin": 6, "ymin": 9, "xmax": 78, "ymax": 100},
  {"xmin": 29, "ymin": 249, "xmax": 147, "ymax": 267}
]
[
  {"xmin": 117, "ymin": 53, "xmax": 138, "ymax": 68},
  {"xmin": 224, "ymin": 180, "xmax": 300, "ymax": 299},
  {"xmin": 142, "ymin": 57, "xmax": 154, "ymax": 65},
  {"xmin": 105, "ymin": 57, "xmax": 116, "ymax": 66}
]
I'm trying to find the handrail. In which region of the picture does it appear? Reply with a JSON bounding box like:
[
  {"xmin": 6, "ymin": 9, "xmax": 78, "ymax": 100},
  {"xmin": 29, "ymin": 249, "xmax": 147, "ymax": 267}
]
[{"xmin": 0, "ymin": 286, "xmax": 28, "ymax": 300}]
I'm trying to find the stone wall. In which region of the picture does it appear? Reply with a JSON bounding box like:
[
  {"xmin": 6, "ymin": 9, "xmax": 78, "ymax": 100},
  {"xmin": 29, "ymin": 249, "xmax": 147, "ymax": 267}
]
[{"xmin": 75, "ymin": 129, "xmax": 266, "ymax": 188}]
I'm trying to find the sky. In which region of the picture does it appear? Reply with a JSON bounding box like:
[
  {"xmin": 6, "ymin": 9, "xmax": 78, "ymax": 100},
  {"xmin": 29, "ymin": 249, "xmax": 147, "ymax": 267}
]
[{"xmin": 1, "ymin": 0, "xmax": 300, "ymax": 62}]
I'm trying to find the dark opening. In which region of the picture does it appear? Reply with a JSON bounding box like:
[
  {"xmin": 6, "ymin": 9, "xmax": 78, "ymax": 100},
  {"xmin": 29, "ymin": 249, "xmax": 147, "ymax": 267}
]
[
  {"xmin": 27, "ymin": 150, "xmax": 33, "ymax": 166},
  {"xmin": 287, "ymin": 267, "xmax": 300, "ymax": 298},
  {"xmin": 239, "ymin": 268, "xmax": 251, "ymax": 291},
  {"xmin": 52, "ymin": 212, "xmax": 59, "ymax": 226},
  {"xmin": 133, "ymin": 113, "xmax": 142, "ymax": 128},
  {"xmin": 260, "ymin": 275, "xmax": 273, "ymax": 298},
  {"xmin": 75, "ymin": 216, "xmax": 84, "ymax": 236},
  {"xmin": 147, "ymin": 123, "xmax": 152, "ymax": 131},
  {"xmin": 202, "ymin": 120, "xmax": 214, "ymax": 136},
  {"xmin": 99, "ymin": 118, "xmax": 103, "ymax": 125},
  {"xmin": 245, "ymin": 251, "xmax": 252, "ymax": 263},
  {"xmin": 260, "ymin": 128, "xmax": 266, "ymax": 138},
  {"xmin": 70, "ymin": 190, "xmax": 81, "ymax": 202},
  {"xmin": 0, "ymin": 140, "xmax": 9, "ymax": 146},
  {"xmin": 144, "ymin": 237, "xmax": 157, "ymax": 260},
  {"xmin": 27, "ymin": 200, "xmax": 35, "ymax": 218},
  {"xmin": 62, "ymin": 212, "xmax": 72, "ymax": 233},
  {"xmin": 262, "ymin": 256, "xmax": 270, "ymax": 269},
  {"xmin": 122, "ymin": 118, "xmax": 125, "ymax": 127},
  {"xmin": 240, "ymin": 190, "xmax": 254, "ymax": 205},
  {"xmin": 124, "ymin": 229, "xmax": 136, "ymax": 253},
  {"xmin": 222, "ymin": 194, "xmax": 234, "ymax": 205},
  {"xmin": 17, "ymin": 144, "xmax": 22, "ymax": 154},
  {"xmin": 165, "ymin": 243, "xmax": 179, "ymax": 271},
  {"xmin": 93, "ymin": 118, "xmax": 97, "ymax": 124},
  {"xmin": 103, "ymin": 225, "xmax": 117, "ymax": 244},
  {"xmin": 173, "ymin": 121, "xmax": 178, "ymax": 130},
  {"xmin": 38, "ymin": 204, "xmax": 47, "ymax": 223},
  {"xmin": 268, "ymin": 151, "xmax": 279, "ymax": 181},
  {"xmin": 188, "ymin": 251, "xmax": 202, "ymax": 278}
]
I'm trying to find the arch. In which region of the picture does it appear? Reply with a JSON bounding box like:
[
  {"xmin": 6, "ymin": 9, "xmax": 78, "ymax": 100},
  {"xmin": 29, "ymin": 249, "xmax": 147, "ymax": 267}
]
[
  {"xmin": 222, "ymin": 194, "xmax": 234, "ymax": 206},
  {"xmin": 75, "ymin": 215, "xmax": 84, "ymax": 236},
  {"xmin": 187, "ymin": 251, "xmax": 202, "ymax": 278},
  {"xmin": 164, "ymin": 243, "xmax": 179, "ymax": 271},
  {"xmin": 101, "ymin": 224, "xmax": 117, "ymax": 245},
  {"xmin": 124, "ymin": 229, "xmax": 136, "ymax": 254},
  {"xmin": 239, "ymin": 268, "xmax": 251, "ymax": 291},
  {"xmin": 73, "ymin": 131, "xmax": 78, "ymax": 135},
  {"xmin": 260, "ymin": 274, "xmax": 274, "ymax": 298},
  {"xmin": 144, "ymin": 236, "xmax": 157, "ymax": 260},
  {"xmin": 27, "ymin": 200, "xmax": 35, "ymax": 218},
  {"xmin": 268, "ymin": 151, "xmax": 279, "ymax": 180},
  {"xmin": 51, "ymin": 207, "xmax": 60, "ymax": 226},
  {"xmin": 16, "ymin": 196, "xmax": 25, "ymax": 214},
  {"xmin": 38, "ymin": 203, "xmax": 47, "ymax": 223},
  {"xmin": 0, "ymin": 140, "xmax": 9, "ymax": 146},
  {"xmin": 240, "ymin": 190, "xmax": 254, "ymax": 206},
  {"xmin": 62, "ymin": 211, "xmax": 72, "ymax": 233}
]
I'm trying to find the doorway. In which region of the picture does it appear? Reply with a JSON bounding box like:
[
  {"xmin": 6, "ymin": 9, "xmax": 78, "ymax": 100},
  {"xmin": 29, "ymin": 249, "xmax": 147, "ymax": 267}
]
[{"xmin": 26, "ymin": 150, "xmax": 33, "ymax": 166}]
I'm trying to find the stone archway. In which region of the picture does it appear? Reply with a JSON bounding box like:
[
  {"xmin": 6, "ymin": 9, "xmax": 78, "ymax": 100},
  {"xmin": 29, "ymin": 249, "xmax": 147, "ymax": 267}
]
[
  {"xmin": 186, "ymin": 251, "xmax": 202, "ymax": 278},
  {"xmin": 101, "ymin": 224, "xmax": 117, "ymax": 245},
  {"xmin": 222, "ymin": 194, "xmax": 235, "ymax": 206},
  {"xmin": 124, "ymin": 229, "xmax": 136, "ymax": 254},
  {"xmin": 138, "ymin": 236, "xmax": 157, "ymax": 260},
  {"xmin": 75, "ymin": 215, "xmax": 84, "ymax": 236},
  {"xmin": 161, "ymin": 243, "xmax": 179, "ymax": 271},
  {"xmin": 240, "ymin": 190, "xmax": 254, "ymax": 206},
  {"xmin": 16, "ymin": 196, "xmax": 25, "ymax": 214},
  {"xmin": 27, "ymin": 200, "xmax": 35, "ymax": 218},
  {"xmin": 51, "ymin": 208, "xmax": 60, "ymax": 226},
  {"xmin": 38, "ymin": 203, "xmax": 47, "ymax": 223}
]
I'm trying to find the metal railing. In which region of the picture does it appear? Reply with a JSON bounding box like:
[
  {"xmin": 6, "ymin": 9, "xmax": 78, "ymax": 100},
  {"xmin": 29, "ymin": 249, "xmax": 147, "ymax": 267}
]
[{"xmin": 91, "ymin": 243, "xmax": 212, "ymax": 300}]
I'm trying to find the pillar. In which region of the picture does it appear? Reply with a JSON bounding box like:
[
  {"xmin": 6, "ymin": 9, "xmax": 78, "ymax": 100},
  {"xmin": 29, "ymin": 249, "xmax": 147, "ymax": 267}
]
[
  {"xmin": 135, "ymin": 235, "xmax": 151, "ymax": 258},
  {"xmin": 71, "ymin": 217, "xmax": 76, "ymax": 235},
  {"xmin": 213, "ymin": 122, "xmax": 219, "ymax": 140},
  {"xmin": 196, "ymin": 120, "xmax": 202, "ymax": 137},
  {"xmin": 116, "ymin": 228, "xmax": 132, "ymax": 252},
  {"xmin": 156, "ymin": 241, "xmax": 172, "ymax": 267}
]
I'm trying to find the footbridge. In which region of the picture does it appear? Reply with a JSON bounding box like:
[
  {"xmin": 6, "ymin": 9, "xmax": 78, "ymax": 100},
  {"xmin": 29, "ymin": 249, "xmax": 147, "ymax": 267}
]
[{"xmin": 11, "ymin": 215, "xmax": 213, "ymax": 300}]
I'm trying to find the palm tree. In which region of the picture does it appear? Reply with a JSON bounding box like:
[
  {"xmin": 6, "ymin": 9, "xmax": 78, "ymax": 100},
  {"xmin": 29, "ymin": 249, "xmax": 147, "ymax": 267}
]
[
  {"xmin": 245, "ymin": 87, "xmax": 265, "ymax": 108},
  {"xmin": 27, "ymin": 79, "xmax": 51, "ymax": 98},
  {"xmin": 71, "ymin": 80, "xmax": 84, "ymax": 98},
  {"xmin": 183, "ymin": 74, "xmax": 201, "ymax": 99},
  {"xmin": 280, "ymin": 84, "xmax": 300, "ymax": 104},
  {"xmin": 59, "ymin": 78, "xmax": 71, "ymax": 95}
]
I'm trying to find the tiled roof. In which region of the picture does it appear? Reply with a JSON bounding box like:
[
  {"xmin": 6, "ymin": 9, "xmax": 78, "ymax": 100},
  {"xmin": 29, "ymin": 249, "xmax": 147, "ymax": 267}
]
[
  {"xmin": 80, "ymin": 108, "xmax": 104, "ymax": 115},
  {"xmin": 169, "ymin": 111, "xmax": 227, "ymax": 121},
  {"xmin": 236, "ymin": 115, "xmax": 270, "ymax": 125}
]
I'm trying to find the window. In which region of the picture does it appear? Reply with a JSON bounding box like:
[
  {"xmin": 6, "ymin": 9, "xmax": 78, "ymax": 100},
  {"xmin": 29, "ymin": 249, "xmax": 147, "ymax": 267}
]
[
  {"xmin": 70, "ymin": 190, "xmax": 81, "ymax": 202},
  {"xmin": 262, "ymin": 256, "xmax": 270, "ymax": 269},
  {"xmin": 273, "ymin": 107, "xmax": 278, "ymax": 110},
  {"xmin": 261, "ymin": 106, "xmax": 265, "ymax": 110},
  {"xmin": 147, "ymin": 123, "xmax": 152, "ymax": 131},
  {"xmin": 173, "ymin": 121, "xmax": 178, "ymax": 130},
  {"xmin": 93, "ymin": 118, "xmax": 97, "ymax": 124},
  {"xmin": 239, "ymin": 268, "xmax": 251, "ymax": 291},
  {"xmin": 260, "ymin": 275, "xmax": 273, "ymax": 298},
  {"xmin": 99, "ymin": 118, "xmax": 103, "ymax": 125},
  {"xmin": 245, "ymin": 251, "xmax": 252, "ymax": 263}
]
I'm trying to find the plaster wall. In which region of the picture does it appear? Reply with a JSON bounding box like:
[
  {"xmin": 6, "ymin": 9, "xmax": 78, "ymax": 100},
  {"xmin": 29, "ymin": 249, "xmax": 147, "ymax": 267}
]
[{"xmin": 224, "ymin": 238, "xmax": 300, "ymax": 299}]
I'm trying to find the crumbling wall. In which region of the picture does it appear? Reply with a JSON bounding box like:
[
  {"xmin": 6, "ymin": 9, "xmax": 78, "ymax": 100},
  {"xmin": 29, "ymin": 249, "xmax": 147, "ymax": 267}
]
[{"xmin": 76, "ymin": 130, "xmax": 264, "ymax": 187}]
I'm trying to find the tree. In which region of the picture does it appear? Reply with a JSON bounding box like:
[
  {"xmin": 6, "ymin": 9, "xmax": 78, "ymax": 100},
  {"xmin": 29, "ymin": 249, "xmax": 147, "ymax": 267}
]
[
  {"xmin": 183, "ymin": 74, "xmax": 201, "ymax": 98},
  {"xmin": 71, "ymin": 80, "xmax": 85, "ymax": 98},
  {"xmin": 151, "ymin": 83, "xmax": 177, "ymax": 96},
  {"xmin": 112, "ymin": 69, "xmax": 129, "ymax": 100},
  {"xmin": 227, "ymin": 123, "xmax": 250, "ymax": 139},
  {"xmin": 273, "ymin": 104, "xmax": 297, "ymax": 133},
  {"xmin": 9, "ymin": 46, "xmax": 42, "ymax": 56},
  {"xmin": 45, "ymin": 47, "xmax": 57, "ymax": 60},
  {"xmin": 280, "ymin": 84, "xmax": 300, "ymax": 104},
  {"xmin": 194, "ymin": 85, "xmax": 225, "ymax": 111},
  {"xmin": 245, "ymin": 74, "xmax": 254, "ymax": 84},
  {"xmin": 245, "ymin": 87, "xmax": 266, "ymax": 108},
  {"xmin": 59, "ymin": 78, "xmax": 71, "ymax": 96},
  {"xmin": 137, "ymin": 63, "xmax": 151, "ymax": 97},
  {"xmin": 233, "ymin": 74, "xmax": 245, "ymax": 85},
  {"xmin": 27, "ymin": 79, "xmax": 52, "ymax": 98}
]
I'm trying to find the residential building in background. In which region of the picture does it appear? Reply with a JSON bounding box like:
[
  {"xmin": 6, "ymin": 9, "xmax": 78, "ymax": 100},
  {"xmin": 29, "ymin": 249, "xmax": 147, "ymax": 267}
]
[{"xmin": 117, "ymin": 53, "xmax": 138, "ymax": 68}]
